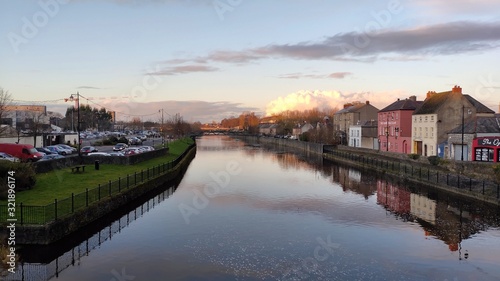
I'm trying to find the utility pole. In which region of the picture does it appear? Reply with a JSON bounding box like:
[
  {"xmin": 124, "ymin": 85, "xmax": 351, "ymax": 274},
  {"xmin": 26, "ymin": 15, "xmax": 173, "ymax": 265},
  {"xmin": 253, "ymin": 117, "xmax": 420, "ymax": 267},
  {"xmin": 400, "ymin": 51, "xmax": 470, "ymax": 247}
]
[
  {"xmin": 461, "ymin": 105, "xmax": 464, "ymax": 161},
  {"xmin": 66, "ymin": 92, "xmax": 81, "ymax": 158}
]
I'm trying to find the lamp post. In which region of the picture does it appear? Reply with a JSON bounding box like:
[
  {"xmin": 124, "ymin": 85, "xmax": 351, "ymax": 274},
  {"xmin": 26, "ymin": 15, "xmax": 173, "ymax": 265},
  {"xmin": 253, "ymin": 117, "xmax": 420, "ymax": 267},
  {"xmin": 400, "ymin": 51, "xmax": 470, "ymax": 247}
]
[
  {"xmin": 68, "ymin": 92, "xmax": 81, "ymax": 158},
  {"xmin": 461, "ymin": 105, "xmax": 465, "ymax": 161}
]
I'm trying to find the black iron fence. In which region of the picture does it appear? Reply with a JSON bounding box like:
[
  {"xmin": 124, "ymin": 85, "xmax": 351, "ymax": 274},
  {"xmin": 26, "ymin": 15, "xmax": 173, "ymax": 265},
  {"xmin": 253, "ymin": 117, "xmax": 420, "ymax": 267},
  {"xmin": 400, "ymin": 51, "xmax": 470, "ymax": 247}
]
[
  {"xmin": 0, "ymin": 144, "xmax": 194, "ymax": 225},
  {"xmin": 2, "ymin": 188, "xmax": 174, "ymax": 281},
  {"xmin": 325, "ymin": 149, "xmax": 500, "ymax": 200}
]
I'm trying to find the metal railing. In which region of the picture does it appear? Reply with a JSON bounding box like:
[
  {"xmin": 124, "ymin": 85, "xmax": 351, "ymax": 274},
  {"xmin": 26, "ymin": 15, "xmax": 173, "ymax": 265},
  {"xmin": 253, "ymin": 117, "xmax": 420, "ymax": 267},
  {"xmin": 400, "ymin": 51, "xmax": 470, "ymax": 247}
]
[{"xmin": 325, "ymin": 149, "xmax": 500, "ymax": 200}]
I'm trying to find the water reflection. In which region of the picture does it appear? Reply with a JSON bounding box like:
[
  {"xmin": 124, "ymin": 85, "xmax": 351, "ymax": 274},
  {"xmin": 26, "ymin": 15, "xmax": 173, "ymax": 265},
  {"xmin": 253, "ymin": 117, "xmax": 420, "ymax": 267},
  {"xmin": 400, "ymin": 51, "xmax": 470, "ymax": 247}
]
[
  {"xmin": 5, "ymin": 184, "xmax": 179, "ymax": 281},
  {"xmin": 377, "ymin": 180, "xmax": 495, "ymax": 255},
  {"xmin": 4, "ymin": 136, "xmax": 500, "ymax": 281}
]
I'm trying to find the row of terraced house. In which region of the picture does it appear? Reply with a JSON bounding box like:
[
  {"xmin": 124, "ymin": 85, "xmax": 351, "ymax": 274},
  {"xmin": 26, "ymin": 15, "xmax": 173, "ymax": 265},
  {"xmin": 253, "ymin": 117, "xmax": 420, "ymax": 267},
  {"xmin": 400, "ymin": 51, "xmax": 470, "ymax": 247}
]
[{"xmin": 335, "ymin": 85, "xmax": 500, "ymax": 162}]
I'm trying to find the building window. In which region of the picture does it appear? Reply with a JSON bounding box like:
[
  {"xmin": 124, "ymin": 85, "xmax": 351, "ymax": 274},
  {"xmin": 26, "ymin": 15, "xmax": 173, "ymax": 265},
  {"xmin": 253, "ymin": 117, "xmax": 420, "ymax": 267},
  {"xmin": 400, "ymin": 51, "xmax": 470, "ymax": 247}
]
[
  {"xmin": 419, "ymin": 117, "xmax": 422, "ymax": 122},
  {"xmin": 475, "ymin": 148, "xmax": 494, "ymax": 162},
  {"xmin": 431, "ymin": 116, "xmax": 434, "ymax": 121},
  {"xmin": 425, "ymin": 116, "xmax": 428, "ymax": 122}
]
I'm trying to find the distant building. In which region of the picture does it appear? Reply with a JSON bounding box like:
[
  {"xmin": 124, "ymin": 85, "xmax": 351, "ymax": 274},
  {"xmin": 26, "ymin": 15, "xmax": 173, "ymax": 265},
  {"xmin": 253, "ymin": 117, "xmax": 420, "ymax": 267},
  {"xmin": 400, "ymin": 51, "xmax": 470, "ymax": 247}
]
[
  {"xmin": 349, "ymin": 120, "xmax": 378, "ymax": 149},
  {"xmin": 411, "ymin": 86, "xmax": 495, "ymax": 158},
  {"xmin": 378, "ymin": 96, "xmax": 423, "ymax": 154},
  {"xmin": 334, "ymin": 101, "xmax": 379, "ymax": 145}
]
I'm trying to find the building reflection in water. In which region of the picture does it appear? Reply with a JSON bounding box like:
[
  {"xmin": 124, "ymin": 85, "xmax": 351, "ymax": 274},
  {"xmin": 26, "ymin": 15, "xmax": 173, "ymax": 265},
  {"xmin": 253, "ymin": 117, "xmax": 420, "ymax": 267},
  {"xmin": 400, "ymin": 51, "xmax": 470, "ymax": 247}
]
[{"xmin": 376, "ymin": 180, "xmax": 490, "ymax": 258}]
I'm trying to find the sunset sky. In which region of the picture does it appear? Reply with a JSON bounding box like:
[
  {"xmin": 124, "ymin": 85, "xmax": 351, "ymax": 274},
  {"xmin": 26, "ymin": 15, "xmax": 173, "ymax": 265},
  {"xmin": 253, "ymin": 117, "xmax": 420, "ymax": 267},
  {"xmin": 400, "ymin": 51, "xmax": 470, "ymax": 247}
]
[{"xmin": 1, "ymin": 0, "xmax": 499, "ymax": 122}]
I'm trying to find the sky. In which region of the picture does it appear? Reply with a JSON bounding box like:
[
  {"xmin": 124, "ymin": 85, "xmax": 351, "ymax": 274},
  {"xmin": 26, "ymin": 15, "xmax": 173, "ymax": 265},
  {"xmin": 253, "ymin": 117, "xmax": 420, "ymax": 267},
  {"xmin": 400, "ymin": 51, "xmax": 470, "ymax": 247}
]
[{"xmin": 1, "ymin": 0, "xmax": 500, "ymax": 123}]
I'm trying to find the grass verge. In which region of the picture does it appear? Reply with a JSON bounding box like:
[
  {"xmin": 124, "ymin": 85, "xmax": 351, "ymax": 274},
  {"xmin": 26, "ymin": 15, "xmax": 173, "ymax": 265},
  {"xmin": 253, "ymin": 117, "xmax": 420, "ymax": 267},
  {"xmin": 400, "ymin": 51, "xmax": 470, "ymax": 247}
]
[{"xmin": 1, "ymin": 138, "xmax": 194, "ymax": 206}]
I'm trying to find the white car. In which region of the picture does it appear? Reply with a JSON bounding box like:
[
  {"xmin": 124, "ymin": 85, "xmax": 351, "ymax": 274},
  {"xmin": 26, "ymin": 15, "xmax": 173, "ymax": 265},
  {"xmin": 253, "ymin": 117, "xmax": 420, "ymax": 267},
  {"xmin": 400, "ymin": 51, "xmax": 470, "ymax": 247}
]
[{"xmin": 0, "ymin": 152, "xmax": 20, "ymax": 162}]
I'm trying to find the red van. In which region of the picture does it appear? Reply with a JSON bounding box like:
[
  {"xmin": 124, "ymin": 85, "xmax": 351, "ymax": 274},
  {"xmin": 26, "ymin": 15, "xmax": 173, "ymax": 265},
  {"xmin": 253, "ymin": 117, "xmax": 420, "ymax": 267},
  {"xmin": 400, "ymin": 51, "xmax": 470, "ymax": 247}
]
[{"xmin": 0, "ymin": 143, "xmax": 44, "ymax": 162}]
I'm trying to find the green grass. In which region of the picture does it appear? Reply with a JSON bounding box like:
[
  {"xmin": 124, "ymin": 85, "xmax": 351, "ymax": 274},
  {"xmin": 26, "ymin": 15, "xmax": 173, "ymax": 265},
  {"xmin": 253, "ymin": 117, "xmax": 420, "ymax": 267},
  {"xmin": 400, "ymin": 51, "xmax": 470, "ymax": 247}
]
[{"xmin": 1, "ymin": 138, "xmax": 194, "ymax": 206}]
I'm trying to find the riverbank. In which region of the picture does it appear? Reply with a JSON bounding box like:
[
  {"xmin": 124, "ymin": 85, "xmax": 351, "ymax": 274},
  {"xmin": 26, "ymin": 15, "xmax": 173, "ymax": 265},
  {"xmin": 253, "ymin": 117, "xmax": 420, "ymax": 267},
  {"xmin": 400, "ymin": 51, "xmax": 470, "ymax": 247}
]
[
  {"xmin": 1, "ymin": 141, "xmax": 196, "ymax": 245},
  {"xmin": 238, "ymin": 135, "xmax": 500, "ymax": 206}
]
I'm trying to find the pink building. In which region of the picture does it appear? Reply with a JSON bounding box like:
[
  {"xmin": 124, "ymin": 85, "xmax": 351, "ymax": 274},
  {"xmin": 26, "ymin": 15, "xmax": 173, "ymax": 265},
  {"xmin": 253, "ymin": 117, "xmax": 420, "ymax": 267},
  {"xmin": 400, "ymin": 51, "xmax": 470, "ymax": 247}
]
[{"xmin": 378, "ymin": 96, "xmax": 423, "ymax": 154}]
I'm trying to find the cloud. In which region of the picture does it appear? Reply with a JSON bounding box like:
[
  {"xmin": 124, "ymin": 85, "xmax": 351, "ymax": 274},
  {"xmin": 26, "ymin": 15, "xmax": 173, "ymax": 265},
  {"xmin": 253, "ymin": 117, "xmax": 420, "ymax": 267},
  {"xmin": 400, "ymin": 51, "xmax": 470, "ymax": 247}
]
[
  {"xmin": 265, "ymin": 90, "xmax": 408, "ymax": 116},
  {"xmin": 146, "ymin": 65, "xmax": 218, "ymax": 76},
  {"xmin": 278, "ymin": 72, "xmax": 352, "ymax": 79},
  {"xmin": 171, "ymin": 21, "xmax": 500, "ymax": 65}
]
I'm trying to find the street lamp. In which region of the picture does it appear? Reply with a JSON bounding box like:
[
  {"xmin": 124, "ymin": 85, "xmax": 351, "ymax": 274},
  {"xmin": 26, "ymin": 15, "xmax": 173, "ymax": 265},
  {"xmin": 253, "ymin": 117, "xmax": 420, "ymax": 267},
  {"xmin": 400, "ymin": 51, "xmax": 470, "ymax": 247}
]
[
  {"xmin": 68, "ymin": 92, "xmax": 81, "ymax": 158},
  {"xmin": 461, "ymin": 106, "xmax": 472, "ymax": 161}
]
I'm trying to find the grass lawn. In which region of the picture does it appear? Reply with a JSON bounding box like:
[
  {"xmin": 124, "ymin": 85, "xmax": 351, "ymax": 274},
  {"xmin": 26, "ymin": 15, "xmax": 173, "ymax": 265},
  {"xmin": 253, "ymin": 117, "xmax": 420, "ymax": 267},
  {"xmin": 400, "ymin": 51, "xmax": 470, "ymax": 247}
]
[{"xmin": 1, "ymin": 138, "xmax": 194, "ymax": 206}]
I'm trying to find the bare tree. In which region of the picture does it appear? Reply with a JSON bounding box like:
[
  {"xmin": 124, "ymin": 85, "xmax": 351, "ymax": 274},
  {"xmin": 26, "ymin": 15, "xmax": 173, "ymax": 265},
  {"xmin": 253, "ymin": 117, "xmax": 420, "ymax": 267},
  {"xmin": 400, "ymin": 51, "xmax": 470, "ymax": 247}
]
[{"xmin": 0, "ymin": 88, "xmax": 13, "ymax": 136}]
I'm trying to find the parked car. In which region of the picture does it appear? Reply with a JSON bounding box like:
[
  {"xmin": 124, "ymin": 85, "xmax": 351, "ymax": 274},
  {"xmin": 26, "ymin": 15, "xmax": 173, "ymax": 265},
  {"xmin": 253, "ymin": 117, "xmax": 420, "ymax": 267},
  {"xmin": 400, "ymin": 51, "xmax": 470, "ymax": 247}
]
[
  {"xmin": 38, "ymin": 154, "xmax": 65, "ymax": 161},
  {"xmin": 0, "ymin": 143, "xmax": 43, "ymax": 162},
  {"xmin": 46, "ymin": 145, "xmax": 71, "ymax": 156},
  {"xmin": 81, "ymin": 146, "xmax": 98, "ymax": 155},
  {"xmin": 113, "ymin": 143, "xmax": 128, "ymax": 151},
  {"xmin": 56, "ymin": 144, "xmax": 77, "ymax": 154},
  {"xmin": 108, "ymin": 152, "xmax": 125, "ymax": 157},
  {"xmin": 36, "ymin": 147, "xmax": 56, "ymax": 155},
  {"xmin": 138, "ymin": 134, "xmax": 147, "ymax": 141},
  {"xmin": 87, "ymin": 152, "xmax": 110, "ymax": 156},
  {"xmin": 123, "ymin": 147, "xmax": 141, "ymax": 156},
  {"xmin": 128, "ymin": 137, "xmax": 142, "ymax": 145},
  {"xmin": 0, "ymin": 152, "xmax": 20, "ymax": 162},
  {"xmin": 140, "ymin": 146, "xmax": 155, "ymax": 152}
]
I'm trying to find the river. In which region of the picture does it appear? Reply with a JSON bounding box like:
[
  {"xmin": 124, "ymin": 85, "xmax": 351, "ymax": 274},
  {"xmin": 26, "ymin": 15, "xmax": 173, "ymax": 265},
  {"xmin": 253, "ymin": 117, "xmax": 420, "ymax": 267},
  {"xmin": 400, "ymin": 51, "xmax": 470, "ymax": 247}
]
[{"xmin": 8, "ymin": 136, "xmax": 500, "ymax": 281}]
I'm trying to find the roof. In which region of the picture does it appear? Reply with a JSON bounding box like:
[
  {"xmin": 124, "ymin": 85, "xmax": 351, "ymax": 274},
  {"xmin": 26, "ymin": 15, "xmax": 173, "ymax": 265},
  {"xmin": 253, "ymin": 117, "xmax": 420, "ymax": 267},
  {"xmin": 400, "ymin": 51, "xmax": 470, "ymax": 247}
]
[
  {"xmin": 448, "ymin": 117, "xmax": 500, "ymax": 134},
  {"xmin": 413, "ymin": 90, "xmax": 494, "ymax": 115},
  {"xmin": 413, "ymin": 91, "xmax": 454, "ymax": 115},
  {"xmin": 336, "ymin": 103, "xmax": 369, "ymax": 114},
  {"xmin": 464, "ymin": 95, "xmax": 495, "ymax": 114},
  {"xmin": 379, "ymin": 98, "xmax": 423, "ymax": 113}
]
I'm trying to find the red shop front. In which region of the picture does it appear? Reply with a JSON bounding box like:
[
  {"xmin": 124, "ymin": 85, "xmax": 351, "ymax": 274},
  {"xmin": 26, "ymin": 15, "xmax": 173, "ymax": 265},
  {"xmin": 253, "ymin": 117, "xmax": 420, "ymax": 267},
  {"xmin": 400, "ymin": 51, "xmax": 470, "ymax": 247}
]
[{"xmin": 472, "ymin": 137, "xmax": 500, "ymax": 162}]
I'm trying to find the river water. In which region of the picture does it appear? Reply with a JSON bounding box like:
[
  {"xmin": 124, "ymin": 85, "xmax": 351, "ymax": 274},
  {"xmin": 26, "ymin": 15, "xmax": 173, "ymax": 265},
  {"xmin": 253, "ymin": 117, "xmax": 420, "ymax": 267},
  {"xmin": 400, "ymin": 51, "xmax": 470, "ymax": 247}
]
[{"xmin": 10, "ymin": 136, "xmax": 500, "ymax": 281}]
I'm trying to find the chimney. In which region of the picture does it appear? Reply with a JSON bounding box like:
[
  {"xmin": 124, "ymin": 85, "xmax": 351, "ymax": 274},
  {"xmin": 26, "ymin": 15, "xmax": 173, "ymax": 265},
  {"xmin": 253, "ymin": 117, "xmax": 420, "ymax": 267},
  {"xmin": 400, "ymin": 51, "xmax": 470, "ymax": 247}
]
[
  {"xmin": 409, "ymin": 95, "xmax": 417, "ymax": 102},
  {"xmin": 426, "ymin": 91, "xmax": 436, "ymax": 100},
  {"xmin": 366, "ymin": 100, "xmax": 370, "ymax": 105},
  {"xmin": 452, "ymin": 85, "xmax": 462, "ymax": 94}
]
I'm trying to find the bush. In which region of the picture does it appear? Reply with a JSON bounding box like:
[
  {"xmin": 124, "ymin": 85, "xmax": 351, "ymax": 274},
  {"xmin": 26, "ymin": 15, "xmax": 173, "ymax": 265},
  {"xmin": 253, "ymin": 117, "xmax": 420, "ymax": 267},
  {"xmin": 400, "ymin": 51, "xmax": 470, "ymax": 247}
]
[
  {"xmin": 427, "ymin": 156, "xmax": 440, "ymax": 166},
  {"xmin": 117, "ymin": 136, "xmax": 128, "ymax": 144},
  {"xmin": 0, "ymin": 162, "xmax": 36, "ymax": 200},
  {"xmin": 493, "ymin": 164, "xmax": 500, "ymax": 184},
  {"xmin": 408, "ymin": 154, "xmax": 420, "ymax": 160}
]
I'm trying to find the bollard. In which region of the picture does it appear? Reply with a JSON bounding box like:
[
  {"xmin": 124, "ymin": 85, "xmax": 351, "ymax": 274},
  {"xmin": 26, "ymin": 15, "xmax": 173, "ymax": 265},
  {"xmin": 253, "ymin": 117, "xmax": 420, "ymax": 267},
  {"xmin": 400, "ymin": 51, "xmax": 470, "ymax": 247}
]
[{"xmin": 54, "ymin": 199, "xmax": 58, "ymax": 221}]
